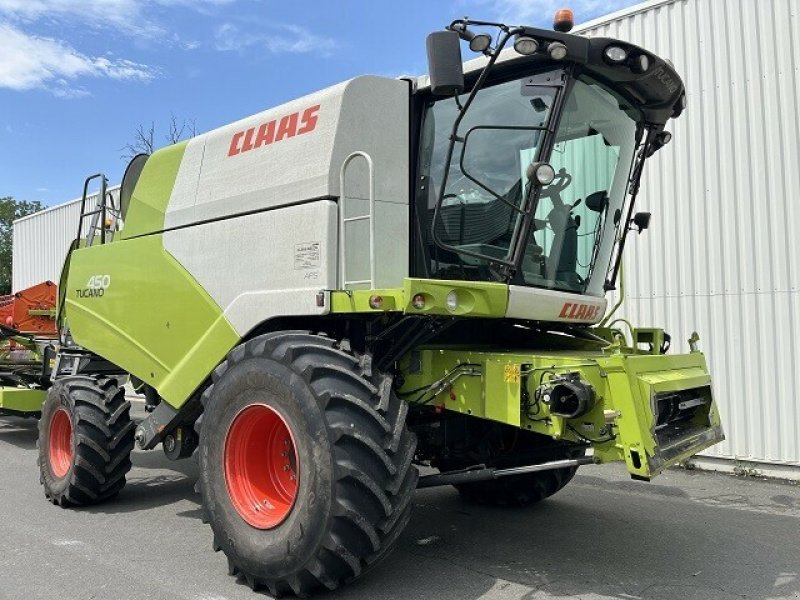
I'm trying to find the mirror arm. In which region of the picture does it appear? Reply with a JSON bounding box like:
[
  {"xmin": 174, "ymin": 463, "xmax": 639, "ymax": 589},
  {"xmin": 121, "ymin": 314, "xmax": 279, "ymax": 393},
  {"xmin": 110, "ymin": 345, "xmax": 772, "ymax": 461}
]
[{"xmin": 448, "ymin": 18, "xmax": 511, "ymax": 31}]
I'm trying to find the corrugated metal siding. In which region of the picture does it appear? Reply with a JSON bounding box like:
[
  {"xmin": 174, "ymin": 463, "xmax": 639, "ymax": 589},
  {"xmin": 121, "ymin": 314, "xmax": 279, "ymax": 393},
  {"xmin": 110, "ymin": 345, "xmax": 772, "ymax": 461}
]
[
  {"xmin": 12, "ymin": 187, "xmax": 119, "ymax": 292},
  {"xmin": 577, "ymin": 0, "xmax": 800, "ymax": 465}
]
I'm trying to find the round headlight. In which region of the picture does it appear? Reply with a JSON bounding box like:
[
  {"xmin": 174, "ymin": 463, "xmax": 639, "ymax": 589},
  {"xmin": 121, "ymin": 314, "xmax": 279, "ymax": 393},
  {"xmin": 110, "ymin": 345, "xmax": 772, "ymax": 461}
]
[
  {"xmin": 469, "ymin": 33, "xmax": 492, "ymax": 53},
  {"xmin": 527, "ymin": 162, "xmax": 556, "ymax": 186},
  {"xmin": 513, "ymin": 35, "xmax": 538, "ymax": 56},
  {"xmin": 604, "ymin": 45, "xmax": 628, "ymax": 63},
  {"xmin": 412, "ymin": 293, "xmax": 426, "ymax": 309},
  {"xmin": 548, "ymin": 41, "xmax": 568, "ymax": 60},
  {"xmin": 446, "ymin": 290, "xmax": 458, "ymax": 312}
]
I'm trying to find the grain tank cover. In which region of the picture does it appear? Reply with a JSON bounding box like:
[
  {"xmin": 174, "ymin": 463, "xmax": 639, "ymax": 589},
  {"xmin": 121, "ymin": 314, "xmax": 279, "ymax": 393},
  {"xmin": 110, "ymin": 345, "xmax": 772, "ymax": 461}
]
[{"xmin": 164, "ymin": 75, "xmax": 410, "ymax": 230}]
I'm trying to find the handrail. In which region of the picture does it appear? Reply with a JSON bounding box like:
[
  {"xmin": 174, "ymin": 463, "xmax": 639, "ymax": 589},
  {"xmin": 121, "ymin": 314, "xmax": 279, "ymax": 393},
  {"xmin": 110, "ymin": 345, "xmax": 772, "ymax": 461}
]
[
  {"xmin": 100, "ymin": 176, "xmax": 108, "ymax": 244},
  {"xmin": 339, "ymin": 151, "xmax": 376, "ymax": 289},
  {"xmin": 77, "ymin": 173, "xmax": 106, "ymax": 243}
]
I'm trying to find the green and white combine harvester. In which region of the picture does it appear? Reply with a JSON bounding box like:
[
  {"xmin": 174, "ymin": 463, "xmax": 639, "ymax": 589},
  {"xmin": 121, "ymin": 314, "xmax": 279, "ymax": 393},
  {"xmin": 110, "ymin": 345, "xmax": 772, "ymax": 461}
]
[{"xmin": 29, "ymin": 12, "xmax": 724, "ymax": 596}]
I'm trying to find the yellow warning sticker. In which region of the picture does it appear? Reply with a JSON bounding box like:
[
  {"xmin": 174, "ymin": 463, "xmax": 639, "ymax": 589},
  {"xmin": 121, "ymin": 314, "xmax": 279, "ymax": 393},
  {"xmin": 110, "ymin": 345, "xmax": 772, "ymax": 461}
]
[{"xmin": 503, "ymin": 364, "xmax": 521, "ymax": 384}]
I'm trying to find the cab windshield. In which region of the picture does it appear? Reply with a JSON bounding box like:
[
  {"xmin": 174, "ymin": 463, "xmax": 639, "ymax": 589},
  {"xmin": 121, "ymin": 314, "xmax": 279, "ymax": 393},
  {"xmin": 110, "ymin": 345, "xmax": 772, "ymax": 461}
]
[{"xmin": 417, "ymin": 72, "xmax": 640, "ymax": 295}]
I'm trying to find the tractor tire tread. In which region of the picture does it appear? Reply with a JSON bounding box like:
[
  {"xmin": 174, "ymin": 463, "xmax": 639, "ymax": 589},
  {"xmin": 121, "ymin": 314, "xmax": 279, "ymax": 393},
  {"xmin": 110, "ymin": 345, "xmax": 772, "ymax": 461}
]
[
  {"xmin": 38, "ymin": 376, "xmax": 135, "ymax": 507},
  {"xmin": 198, "ymin": 331, "xmax": 416, "ymax": 596}
]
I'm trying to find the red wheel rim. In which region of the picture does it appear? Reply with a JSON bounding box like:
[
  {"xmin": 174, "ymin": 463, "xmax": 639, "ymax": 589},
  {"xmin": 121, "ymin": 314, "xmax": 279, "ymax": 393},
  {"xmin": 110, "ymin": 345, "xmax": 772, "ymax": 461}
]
[
  {"xmin": 224, "ymin": 404, "xmax": 299, "ymax": 529},
  {"xmin": 49, "ymin": 407, "xmax": 73, "ymax": 479}
]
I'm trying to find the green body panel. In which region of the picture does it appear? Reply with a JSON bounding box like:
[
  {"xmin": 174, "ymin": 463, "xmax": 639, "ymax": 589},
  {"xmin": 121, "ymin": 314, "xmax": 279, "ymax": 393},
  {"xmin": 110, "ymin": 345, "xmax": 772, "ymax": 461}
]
[
  {"xmin": 0, "ymin": 388, "xmax": 46, "ymax": 413},
  {"xmin": 603, "ymin": 353, "xmax": 722, "ymax": 476},
  {"xmin": 64, "ymin": 235, "xmax": 240, "ymax": 407},
  {"xmin": 398, "ymin": 344, "xmax": 723, "ymax": 480},
  {"xmin": 119, "ymin": 142, "xmax": 187, "ymax": 239},
  {"xmin": 331, "ymin": 278, "xmax": 509, "ymax": 317}
]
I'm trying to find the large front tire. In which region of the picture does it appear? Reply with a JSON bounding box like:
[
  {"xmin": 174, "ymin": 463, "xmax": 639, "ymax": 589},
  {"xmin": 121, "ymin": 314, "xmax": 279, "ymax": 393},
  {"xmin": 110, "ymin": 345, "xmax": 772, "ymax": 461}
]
[
  {"xmin": 197, "ymin": 332, "xmax": 417, "ymax": 597},
  {"xmin": 38, "ymin": 376, "xmax": 135, "ymax": 506}
]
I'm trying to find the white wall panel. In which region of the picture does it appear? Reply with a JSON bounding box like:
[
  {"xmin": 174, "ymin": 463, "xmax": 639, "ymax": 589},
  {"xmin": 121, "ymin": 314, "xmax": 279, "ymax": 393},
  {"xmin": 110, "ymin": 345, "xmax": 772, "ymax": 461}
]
[
  {"xmin": 12, "ymin": 187, "xmax": 119, "ymax": 292},
  {"xmin": 577, "ymin": 0, "xmax": 800, "ymax": 465}
]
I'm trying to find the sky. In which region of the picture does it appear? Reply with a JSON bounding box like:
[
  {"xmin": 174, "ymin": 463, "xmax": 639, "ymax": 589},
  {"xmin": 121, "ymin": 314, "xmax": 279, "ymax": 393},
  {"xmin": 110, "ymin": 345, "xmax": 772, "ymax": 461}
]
[{"xmin": 0, "ymin": 0, "xmax": 638, "ymax": 206}]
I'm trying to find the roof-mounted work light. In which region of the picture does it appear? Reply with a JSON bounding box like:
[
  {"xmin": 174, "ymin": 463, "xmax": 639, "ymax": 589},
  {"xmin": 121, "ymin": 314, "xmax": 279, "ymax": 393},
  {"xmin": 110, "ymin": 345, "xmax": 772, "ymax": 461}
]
[
  {"xmin": 604, "ymin": 45, "xmax": 628, "ymax": 63},
  {"xmin": 452, "ymin": 22, "xmax": 492, "ymax": 53},
  {"xmin": 513, "ymin": 35, "xmax": 539, "ymax": 55},
  {"xmin": 548, "ymin": 41, "xmax": 568, "ymax": 60},
  {"xmin": 631, "ymin": 53, "xmax": 650, "ymax": 73}
]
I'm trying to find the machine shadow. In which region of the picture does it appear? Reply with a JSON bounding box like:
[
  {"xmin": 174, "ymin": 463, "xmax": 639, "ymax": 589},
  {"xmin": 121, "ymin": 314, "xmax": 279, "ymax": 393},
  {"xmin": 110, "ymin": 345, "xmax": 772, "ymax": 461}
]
[
  {"xmin": 0, "ymin": 415, "xmax": 39, "ymax": 450},
  {"xmin": 73, "ymin": 445, "xmax": 800, "ymax": 600},
  {"xmin": 332, "ymin": 485, "xmax": 800, "ymax": 600},
  {"xmin": 82, "ymin": 447, "xmax": 201, "ymax": 515}
]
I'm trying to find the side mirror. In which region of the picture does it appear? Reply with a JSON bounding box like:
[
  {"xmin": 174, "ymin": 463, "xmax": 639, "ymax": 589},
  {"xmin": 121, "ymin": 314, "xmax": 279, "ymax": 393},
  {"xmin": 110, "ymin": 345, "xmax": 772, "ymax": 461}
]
[
  {"xmin": 426, "ymin": 31, "xmax": 465, "ymax": 96},
  {"xmin": 631, "ymin": 212, "xmax": 651, "ymax": 233},
  {"xmin": 585, "ymin": 191, "xmax": 609, "ymax": 213},
  {"xmin": 645, "ymin": 130, "xmax": 672, "ymax": 157}
]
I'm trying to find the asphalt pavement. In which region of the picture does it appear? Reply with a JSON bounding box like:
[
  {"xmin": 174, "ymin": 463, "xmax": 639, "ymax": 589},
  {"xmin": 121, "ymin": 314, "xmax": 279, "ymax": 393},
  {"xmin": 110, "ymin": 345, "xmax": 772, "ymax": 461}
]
[{"xmin": 1, "ymin": 405, "xmax": 799, "ymax": 600}]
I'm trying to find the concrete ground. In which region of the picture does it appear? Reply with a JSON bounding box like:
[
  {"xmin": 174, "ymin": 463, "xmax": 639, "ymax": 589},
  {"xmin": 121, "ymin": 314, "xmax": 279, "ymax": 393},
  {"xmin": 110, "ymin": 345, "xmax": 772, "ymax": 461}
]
[{"xmin": 1, "ymin": 405, "xmax": 798, "ymax": 600}]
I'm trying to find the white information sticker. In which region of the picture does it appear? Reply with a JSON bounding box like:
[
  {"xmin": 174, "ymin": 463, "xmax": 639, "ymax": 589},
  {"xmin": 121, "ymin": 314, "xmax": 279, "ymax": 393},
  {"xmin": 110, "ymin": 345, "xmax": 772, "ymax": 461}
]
[{"xmin": 294, "ymin": 242, "xmax": 321, "ymax": 270}]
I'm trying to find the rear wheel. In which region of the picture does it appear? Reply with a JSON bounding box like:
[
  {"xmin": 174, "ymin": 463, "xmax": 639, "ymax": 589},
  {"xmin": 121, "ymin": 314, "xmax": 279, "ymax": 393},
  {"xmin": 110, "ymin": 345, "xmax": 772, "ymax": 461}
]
[
  {"xmin": 196, "ymin": 331, "xmax": 417, "ymax": 597},
  {"xmin": 38, "ymin": 376, "xmax": 135, "ymax": 506}
]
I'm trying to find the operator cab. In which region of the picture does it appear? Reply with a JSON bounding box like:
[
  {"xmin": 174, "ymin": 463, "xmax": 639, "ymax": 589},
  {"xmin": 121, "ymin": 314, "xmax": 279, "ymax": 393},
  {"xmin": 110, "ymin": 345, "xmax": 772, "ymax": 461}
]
[{"xmin": 414, "ymin": 14, "xmax": 684, "ymax": 297}]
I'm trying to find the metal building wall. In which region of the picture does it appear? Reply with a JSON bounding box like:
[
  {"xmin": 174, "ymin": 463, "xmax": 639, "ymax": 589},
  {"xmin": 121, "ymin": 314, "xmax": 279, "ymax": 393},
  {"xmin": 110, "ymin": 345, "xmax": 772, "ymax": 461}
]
[
  {"xmin": 576, "ymin": 0, "xmax": 800, "ymax": 466},
  {"xmin": 12, "ymin": 187, "xmax": 119, "ymax": 292}
]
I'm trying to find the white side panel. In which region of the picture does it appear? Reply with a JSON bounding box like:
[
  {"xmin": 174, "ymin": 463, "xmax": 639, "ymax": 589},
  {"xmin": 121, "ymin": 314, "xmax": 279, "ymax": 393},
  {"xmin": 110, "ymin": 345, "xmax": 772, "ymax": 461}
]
[
  {"xmin": 165, "ymin": 76, "xmax": 409, "ymax": 229},
  {"xmin": 372, "ymin": 201, "xmax": 409, "ymax": 289},
  {"xmin": 507, "ymin": 286, "xmax": 607, "ymax": 323},
  {"xmin": 164, "ymin": 201, "xmax": 337, "ymax": 336},
  {"xmin": 164, "ymin": 75, "xmax": 410, "ymax": 291},
  {"xmin": 165, "ymin": 83, "xmax": 345, "ymax": 229},
  {"xmin": 168, "ymin": 138, "xmax": 205, "ymax": 223},
  {"xmin": 339, "ymin": 155, "xmax": 410, "ymax": 290},
  {"xmin": 577, "ymin": 0, "xmax": 800, "ymax": 466}
]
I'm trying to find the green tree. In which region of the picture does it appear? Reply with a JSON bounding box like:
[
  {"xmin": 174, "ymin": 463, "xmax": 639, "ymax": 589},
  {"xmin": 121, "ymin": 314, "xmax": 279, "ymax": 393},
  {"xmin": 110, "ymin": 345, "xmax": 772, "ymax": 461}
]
[{"xmin": 0, "ymin": 197, "xmax": 45, "ymax": 295}]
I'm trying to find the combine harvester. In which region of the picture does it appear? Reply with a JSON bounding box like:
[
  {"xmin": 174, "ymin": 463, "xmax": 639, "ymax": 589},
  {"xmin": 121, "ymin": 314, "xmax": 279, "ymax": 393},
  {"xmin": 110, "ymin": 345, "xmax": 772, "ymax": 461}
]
[
  {"xmin": 23, "ymin": 10, "xmax": 724, "ymax": 596},
  {"xmin": 0, "ymin": 281, "xmax": 56, "ymax": 417}
]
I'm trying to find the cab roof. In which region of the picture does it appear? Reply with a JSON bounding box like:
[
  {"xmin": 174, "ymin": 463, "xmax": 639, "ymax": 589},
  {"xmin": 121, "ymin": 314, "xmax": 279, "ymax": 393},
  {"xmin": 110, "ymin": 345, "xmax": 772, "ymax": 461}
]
[{"xmin": 416, "ymin": 26, "xmax": 685, "ymax": 126}]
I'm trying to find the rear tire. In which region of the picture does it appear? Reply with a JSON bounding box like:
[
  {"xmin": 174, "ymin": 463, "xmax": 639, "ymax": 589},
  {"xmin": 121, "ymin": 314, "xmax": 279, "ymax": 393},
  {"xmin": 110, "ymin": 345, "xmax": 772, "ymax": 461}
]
[
  {"xmin": 38, "ymin": 376, "xmax": 135, "ymax": 506},
  {"xmin": 196, "ymin": 332, "xmax": 417, "ymax": 597}
]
